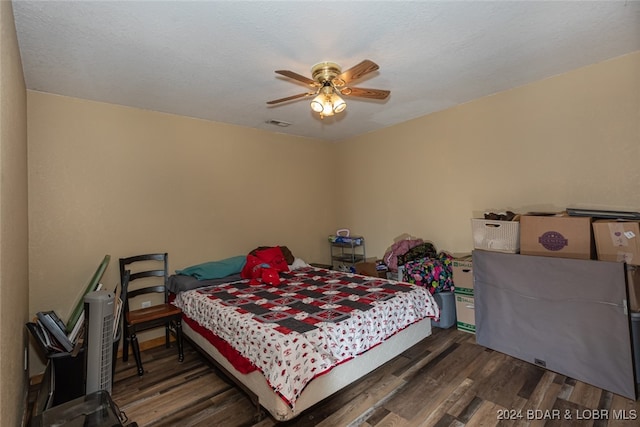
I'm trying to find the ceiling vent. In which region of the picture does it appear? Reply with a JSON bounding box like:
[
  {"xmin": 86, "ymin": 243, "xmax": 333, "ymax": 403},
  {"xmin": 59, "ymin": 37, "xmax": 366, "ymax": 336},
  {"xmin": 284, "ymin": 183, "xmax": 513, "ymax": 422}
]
[{"xmin": 265, "ymin": 119, "xmax": 292, "ymax": 127}]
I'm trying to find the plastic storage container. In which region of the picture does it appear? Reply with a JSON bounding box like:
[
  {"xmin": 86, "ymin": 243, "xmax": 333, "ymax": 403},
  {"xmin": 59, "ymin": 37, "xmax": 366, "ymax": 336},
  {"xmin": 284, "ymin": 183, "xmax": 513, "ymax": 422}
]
[
  {"xmin": 471, "ymin": 218, "xmax": 520, "ymax": 253},
  {"xmin": 386, "ymin": 265, "xmax": 405, "ymax": 282},
  {"xmin": 431, "ymin": 291, "xmax": 456, "ymax": 329}
]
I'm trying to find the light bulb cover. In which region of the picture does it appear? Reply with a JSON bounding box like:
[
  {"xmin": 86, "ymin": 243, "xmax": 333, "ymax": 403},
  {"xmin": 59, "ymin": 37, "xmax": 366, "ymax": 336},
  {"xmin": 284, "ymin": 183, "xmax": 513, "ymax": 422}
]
[
  {"xmin": 332, "ymin": 94, "xmax": 346, "ymax": 113},
  {"xmin": 310, "ymin": 95, "xmax": 324, "ymax": 113},
  {"xmin": 321, "ymin": 96, "xmax": 334, "ymax": 116}
]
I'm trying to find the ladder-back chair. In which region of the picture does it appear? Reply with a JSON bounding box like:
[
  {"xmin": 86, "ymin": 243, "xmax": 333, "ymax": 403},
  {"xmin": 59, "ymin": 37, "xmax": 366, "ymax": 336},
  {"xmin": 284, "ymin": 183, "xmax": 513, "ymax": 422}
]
[{"xmin": 119, "ymin": 253, "xmax": 183, "ymax": 376}]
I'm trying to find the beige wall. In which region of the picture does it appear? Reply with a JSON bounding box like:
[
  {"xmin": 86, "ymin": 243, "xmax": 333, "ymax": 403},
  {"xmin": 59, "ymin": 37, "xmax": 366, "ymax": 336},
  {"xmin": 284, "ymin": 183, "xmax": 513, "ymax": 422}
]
[
  {"xmin": 0, "ymin": 0, "xmax": 30, "ymax": 425},
  {"xmin": 25, "ymin": 50, "xmax": 640, "ymax": 379},
  {"xmin": 27, "ymin": 92, "xmax": 338, "ymax": 373},
  {"xmin": 336, "ymin": 52, "xmax": 640, "ymax": 259}
]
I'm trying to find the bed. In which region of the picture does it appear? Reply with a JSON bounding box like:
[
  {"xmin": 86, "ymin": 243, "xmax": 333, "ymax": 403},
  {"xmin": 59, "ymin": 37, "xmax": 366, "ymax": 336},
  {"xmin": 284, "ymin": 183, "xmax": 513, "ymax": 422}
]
[{"xmin": 169, "ymin": 262, "xmax": 439, "ymax": 421}]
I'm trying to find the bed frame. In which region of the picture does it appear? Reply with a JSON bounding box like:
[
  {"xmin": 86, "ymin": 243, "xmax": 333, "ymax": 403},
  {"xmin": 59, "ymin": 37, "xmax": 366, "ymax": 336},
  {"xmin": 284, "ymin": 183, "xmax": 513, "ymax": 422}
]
[{"xmin": 182, "ymin": 315, "xmax": 433, "ymax": 421}]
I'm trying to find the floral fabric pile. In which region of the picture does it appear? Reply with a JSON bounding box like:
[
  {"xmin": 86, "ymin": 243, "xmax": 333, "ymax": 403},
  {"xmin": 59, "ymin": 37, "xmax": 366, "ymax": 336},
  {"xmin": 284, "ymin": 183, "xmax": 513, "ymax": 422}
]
[{"xmin": 402, "ymin": 252, "xmax": 454, "ymax": 294}]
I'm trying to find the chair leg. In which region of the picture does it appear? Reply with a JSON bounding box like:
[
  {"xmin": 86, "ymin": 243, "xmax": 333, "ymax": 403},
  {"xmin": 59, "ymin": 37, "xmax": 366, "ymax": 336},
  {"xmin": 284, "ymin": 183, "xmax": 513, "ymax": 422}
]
[
  {"xmin": 130, "ymin": 331, "xmax": 144, "ymax": 376},
  {"xmin": 176, "ymin": 318, "xmax": 184, "ymax": 362},
  {"xmin": 165, "ymin": 324, "xmax": 171, "ymax": 348},
  {"xmin": 122, "ymin": 329, "xmax": 130, "ymax": 362}
]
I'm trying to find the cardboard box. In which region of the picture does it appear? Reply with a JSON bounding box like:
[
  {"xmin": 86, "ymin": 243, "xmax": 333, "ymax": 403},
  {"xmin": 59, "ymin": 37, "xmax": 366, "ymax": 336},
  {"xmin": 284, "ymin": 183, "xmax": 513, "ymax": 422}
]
[
  {"xmin": 355, "ymin": 261, "xmax": 388, "ymax": 278},
  {"xmin": 520, "ymin": 213, "xmax": 594, "ymax": 260},
  {"xmin": 452, "ymin": 254, "xmax": 473, "ymax": 293},
  {"xmin": 455, "ymin": 293, "xmax": 475, "ymax": 334},
  {"xmin": 593, "ymin": 220, "xmax": 640, "ymax": 266}
]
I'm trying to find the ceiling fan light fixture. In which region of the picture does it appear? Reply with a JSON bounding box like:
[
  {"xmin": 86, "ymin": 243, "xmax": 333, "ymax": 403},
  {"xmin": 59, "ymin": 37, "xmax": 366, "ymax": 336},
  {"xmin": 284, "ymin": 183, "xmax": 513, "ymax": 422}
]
[
  {"xmin": 269, "ymin": 59, "xmax": 388, "ymax": 119},
  {"xmin": 311, "ymin": 90, "xmax": 346, "ymax": 117},
  {"xmin": 331, "ymin": 93, "xmax": 346, "ymax": 113},
  {"xmin": 310, "ymin": 95, "xmax": 325, "ymax": 113}
]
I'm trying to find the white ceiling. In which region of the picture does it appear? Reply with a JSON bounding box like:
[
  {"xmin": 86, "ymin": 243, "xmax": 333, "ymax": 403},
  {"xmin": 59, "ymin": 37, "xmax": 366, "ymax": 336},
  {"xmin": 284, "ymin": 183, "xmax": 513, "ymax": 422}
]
[{"xmin": 12, "ymin": 1, "xmax": 640, "ymax": 142}]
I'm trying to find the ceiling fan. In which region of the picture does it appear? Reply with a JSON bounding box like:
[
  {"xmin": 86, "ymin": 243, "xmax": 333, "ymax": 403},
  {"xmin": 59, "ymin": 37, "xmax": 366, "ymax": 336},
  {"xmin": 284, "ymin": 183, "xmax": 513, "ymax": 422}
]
[{"xmin": 266, "ymin": 59, "xmax": 390, "ymax": 119}]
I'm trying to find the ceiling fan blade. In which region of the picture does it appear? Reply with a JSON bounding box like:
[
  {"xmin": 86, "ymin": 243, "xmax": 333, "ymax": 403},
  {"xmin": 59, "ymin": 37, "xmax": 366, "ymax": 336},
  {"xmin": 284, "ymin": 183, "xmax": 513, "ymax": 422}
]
[
  {"xmin": 266, "ymin": 92, "xmax": 315, "ymax": 105},
  {"xmin": 275, "ymin": 70, "xmax": 317, "ymax": 86},
  {"xmin": 340, "ymin": 87, "xmax": 390, "ymax": 100},
  {"xmin": 336, "ymin": 60, "xmax": 379, "ymax": 85}
]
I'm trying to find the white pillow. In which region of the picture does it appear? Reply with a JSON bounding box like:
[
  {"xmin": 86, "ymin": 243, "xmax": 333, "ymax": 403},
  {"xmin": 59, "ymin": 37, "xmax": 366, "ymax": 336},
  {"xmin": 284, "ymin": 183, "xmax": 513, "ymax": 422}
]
[{"xmin": 289, "ymin": 258, "xmax": 310, "ymax": 270}]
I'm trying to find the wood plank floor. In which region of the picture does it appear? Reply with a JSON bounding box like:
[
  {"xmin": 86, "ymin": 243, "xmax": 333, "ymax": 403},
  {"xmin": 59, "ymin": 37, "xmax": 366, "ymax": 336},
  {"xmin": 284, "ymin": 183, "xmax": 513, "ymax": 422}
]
[{"xmin": 111, "ymin": 328, "xmax": 640, "ymax": 427}]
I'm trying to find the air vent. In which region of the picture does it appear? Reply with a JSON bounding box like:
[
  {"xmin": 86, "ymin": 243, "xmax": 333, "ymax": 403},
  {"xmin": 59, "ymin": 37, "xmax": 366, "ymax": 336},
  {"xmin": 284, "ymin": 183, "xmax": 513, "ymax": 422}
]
[{"xmin": 265, "ymin": 119, "xmax": 291, "ymax": 127}]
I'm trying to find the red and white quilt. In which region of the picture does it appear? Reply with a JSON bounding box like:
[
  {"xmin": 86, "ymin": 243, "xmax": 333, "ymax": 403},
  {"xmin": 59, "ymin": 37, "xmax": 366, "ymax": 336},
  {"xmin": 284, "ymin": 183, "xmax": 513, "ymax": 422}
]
[{"xmin": 173, "ymin": 266, "xmax": 438, "ymax": 407}]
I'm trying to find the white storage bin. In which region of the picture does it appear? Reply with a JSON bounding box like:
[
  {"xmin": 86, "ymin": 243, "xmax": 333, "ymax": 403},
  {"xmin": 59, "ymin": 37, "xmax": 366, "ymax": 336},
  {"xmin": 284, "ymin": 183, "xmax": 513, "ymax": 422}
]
[{"xmin": 471, "ymin": 219, "xmax": 520, "ymax": 253}]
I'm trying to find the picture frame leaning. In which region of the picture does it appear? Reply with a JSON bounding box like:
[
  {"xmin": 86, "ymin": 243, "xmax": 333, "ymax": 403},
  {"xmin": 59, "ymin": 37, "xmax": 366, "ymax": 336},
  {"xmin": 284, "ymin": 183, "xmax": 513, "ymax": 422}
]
[{"xmin": 65, "ymin": 254, "xmax": 110, "ymax": 335}]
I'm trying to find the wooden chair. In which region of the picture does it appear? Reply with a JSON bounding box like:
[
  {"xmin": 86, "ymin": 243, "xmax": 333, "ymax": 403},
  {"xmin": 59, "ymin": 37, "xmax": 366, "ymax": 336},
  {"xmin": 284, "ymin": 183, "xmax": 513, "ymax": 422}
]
[{"xmin": 119, "ymin": 253, "xmax": 183, "ymax": 376}]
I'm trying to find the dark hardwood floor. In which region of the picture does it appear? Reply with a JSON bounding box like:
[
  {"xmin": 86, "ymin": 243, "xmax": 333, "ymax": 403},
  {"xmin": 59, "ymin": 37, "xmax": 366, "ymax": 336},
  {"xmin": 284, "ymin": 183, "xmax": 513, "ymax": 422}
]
[{"xmin": 109, "ymin": 327, "xmax": 640, "ymax": 427}]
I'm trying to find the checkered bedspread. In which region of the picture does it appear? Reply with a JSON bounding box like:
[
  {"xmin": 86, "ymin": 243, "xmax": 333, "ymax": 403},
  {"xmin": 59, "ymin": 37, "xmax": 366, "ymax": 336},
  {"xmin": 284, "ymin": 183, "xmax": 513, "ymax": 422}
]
[{"xmin": 173, "ymin": 266, "xmax": 438, "ymax": 407}]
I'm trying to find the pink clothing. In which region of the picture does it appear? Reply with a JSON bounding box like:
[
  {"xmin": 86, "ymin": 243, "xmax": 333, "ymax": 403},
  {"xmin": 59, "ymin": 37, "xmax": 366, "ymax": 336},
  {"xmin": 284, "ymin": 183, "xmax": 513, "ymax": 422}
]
[{"xmin": 383, "ymin": 238, "xmax": 424, "ymax": 270}]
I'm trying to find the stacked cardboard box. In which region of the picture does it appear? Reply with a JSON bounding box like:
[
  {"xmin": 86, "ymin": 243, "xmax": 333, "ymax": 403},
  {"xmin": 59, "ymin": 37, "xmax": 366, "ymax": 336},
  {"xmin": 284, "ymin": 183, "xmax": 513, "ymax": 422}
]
[
  {"xmin": 520, "ymin": 213, "xmax": 595, "ymax": 259},
  {"xmin": 592, "ymin": 220, "xmax": 640, "ymax": 311},
  {"xmin": 452, "ymin": 254, "xmax": 475, "ymax": 334},
  {"xmin": 592, "ymin": 220, "xmax": 640, "ymax": 265},
  {"xmin": 592, "ymin": 218, "xmax": 640, "ymax": 383}
]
